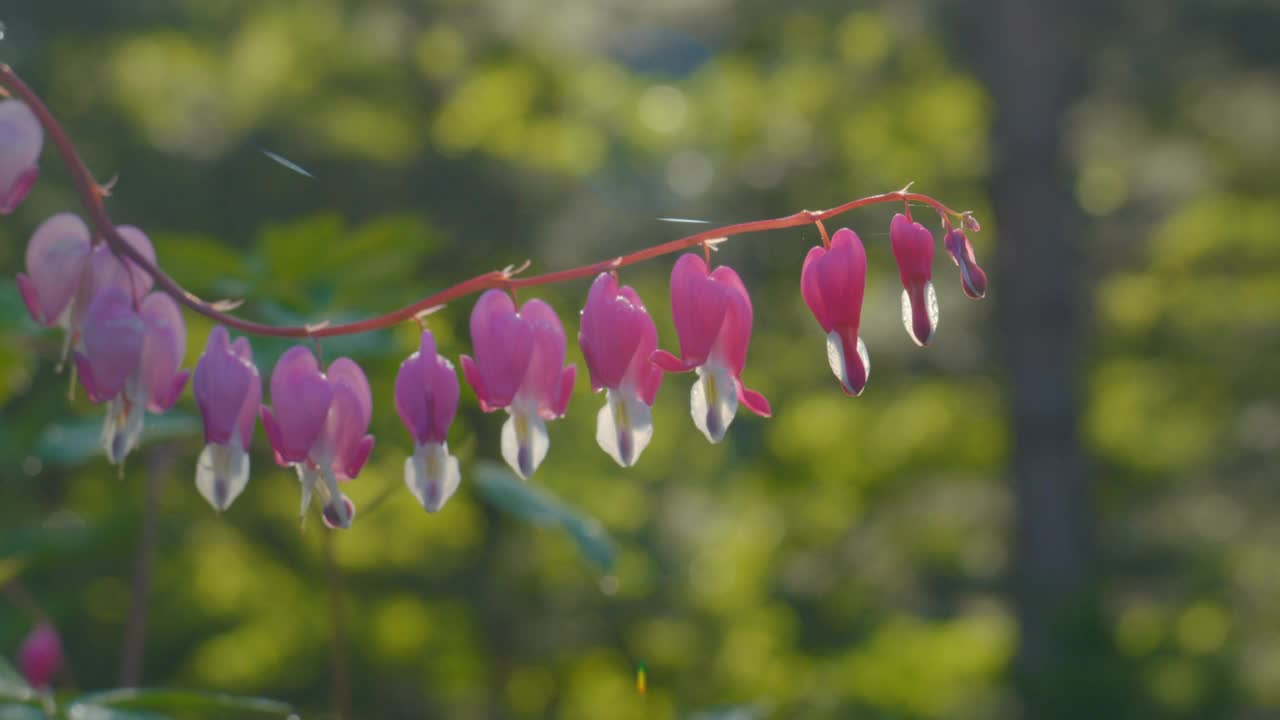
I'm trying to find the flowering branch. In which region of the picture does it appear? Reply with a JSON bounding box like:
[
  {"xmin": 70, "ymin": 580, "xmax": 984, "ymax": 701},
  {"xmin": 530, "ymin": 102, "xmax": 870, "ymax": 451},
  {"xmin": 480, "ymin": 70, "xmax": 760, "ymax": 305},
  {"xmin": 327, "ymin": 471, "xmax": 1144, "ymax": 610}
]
[
  {"xmin": 1, "ymin": 60, "xmax": 990, "ymax": 526},
  {"xmin": 0, "ymin": 63, "xmax": 971, "ymax": 340}
]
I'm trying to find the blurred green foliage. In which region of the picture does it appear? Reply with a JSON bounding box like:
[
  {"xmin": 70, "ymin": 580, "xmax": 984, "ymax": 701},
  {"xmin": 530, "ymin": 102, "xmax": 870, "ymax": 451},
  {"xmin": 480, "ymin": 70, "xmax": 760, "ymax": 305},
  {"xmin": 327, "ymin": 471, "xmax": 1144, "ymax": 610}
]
[{"xmin": 0, "ymin": 1, "xmax": 1275, "ymax": 719}]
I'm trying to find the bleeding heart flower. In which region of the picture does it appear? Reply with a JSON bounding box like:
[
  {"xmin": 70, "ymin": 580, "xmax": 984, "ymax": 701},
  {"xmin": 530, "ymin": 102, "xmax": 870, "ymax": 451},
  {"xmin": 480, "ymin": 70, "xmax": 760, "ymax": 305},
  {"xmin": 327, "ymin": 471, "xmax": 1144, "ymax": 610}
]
[
  {"xmin": 652, "ymin": 254, "xmax": 771, "ymax": 443},
  {"xmin": 461, "ymin": 290, "xmax": 576, "ymax": 479},
  {"xmin": 193, "ymin": 326, "xmax": 261, "ymax": 512},
  {"xmin": 944, "ymin": 228, "xmax": 988, "ymax": 300},
  {"xmin": 16, "ymin": 213, "xmax": 92, "ymax": 328},
  {"xmin": 80, "ymin": 291, "xmax": 189, "ymax": 465},
  {"xmin": 890, "ymin": 213, "xmax": 938, "ymax": 347},
  {"xmin": 801, "ymin": 228, "xmax": 871, "ymax": 396},
  {"xmin": 395, "ymin": 330, "xmax": 462, "ymax": 512},
  {"xmin": 18, "ymin": 623, "xmax": 62, "ymax": 690},
  {"xmin": 261, "ymin": 347, "xmax": 375, "ymax": 529},
  {"xmin": 57, "ymin": 226, "xmax": 157, "ymax": 370},
  {"xmin": 0, "ymin": 99, "xmax": 43, "ymax": 215},
  {"xmin": 579, "ymin": 272, "xmax": 663, "ymax": 466}
]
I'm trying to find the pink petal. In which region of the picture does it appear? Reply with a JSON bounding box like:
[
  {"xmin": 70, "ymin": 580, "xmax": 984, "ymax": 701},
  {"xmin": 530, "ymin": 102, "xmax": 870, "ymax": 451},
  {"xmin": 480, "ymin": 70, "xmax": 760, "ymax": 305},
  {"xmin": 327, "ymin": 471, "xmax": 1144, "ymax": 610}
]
[
  {"xmin": 669, "ymin": 254, "xmax": 729, "ymax": 365},
  {"xmin": 194, "ymin": 327, "xmax": 255, "ymax": 445},
  {"xmin": 945, "ymin": 228, "xmax": 987, "ymax": 299},
  {"xmin": 395, "ymin": 330, "xmax": 459, "ymax": 444},
  {"xmin": 18, "ymin": 623, "xmax": 61, "ymax": 689},
  {"xmin": 327, "ymin": 357, "xmax": 372, "ymax": 428},
  {"xmin": 520, "ymin": 298, "xmax": 569, "ymax": 413},
  {"xmin": 736, "ymin": 380, "xmax": 772, "ymax": 418},
  {"xmin": 799, "ymin": 245, "xmax": 830, "ymax": 331},
  {"xmin": 548, "ymin": 364, "xmax": 577, "ymax": 419},
  {"xmin": 460, "ymin": 354, "xmax": 500, "ymax": 413},
  {"xmin": 77, "ymin": 286, "xmax": 144, "ymax": 403},
  {"xmin": 468, "ymin": 290, "xmax": 533, "ymax": 408},
  {"xmin": 890, "ymin": 213, "xmax": 934, "ymax": 286},
  {"xmin": 708, "ymin": 265, "xmax": 753, "ymax": 375},
  {"xmin": 651, "ymin": 349, "xmax": 694, "ymax": 373},
  {"xmin": 22, "ymin": 213, "xmax": 91, "ymax": 326},
  {"xmin": 0, "ymin": 100, "xmax": 43, "ymax": 215},
  {"xmin": 260, "ymin": 406, "xmax": 291, "ymax": 466},
  {"xmin": 138, "ymin": 292, "xmax": 187, "ymax": 412},
  {"xmin": 326, "ymin": 383, "xmax": 373, "ymax": 480},
  {"xmin": 266, "ymin": 346, "xmax": 332, "ymax": 463},
  {"xmin": 579, "ymin": 273, "xmax": 645, "ymax": 390}
]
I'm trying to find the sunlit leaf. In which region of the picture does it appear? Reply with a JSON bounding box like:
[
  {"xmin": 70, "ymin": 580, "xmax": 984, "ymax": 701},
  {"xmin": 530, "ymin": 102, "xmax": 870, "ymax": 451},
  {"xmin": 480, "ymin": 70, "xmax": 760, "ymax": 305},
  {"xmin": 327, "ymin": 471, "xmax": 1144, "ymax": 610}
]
[
  {"xmin": 70, "ymin": 689, "xmax": 291, "ymax": 718},
  {"xmin": 473, "ymin": 461, "xmax": 615, "ymax": 572}
]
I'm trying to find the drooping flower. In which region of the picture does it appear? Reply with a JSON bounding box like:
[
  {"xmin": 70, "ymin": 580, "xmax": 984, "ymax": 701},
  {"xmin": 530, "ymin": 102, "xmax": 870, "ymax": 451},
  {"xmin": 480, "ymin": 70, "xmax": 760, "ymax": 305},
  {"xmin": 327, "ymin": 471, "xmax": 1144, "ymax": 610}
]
[
  {"xmin": 16, "ymin": 213, "xmax": 91, "ymax": 328},
  {"xmin": 80, "ymin": 291, "xmax": 189, "ymax": 465},
  {"xmin": 461, "ymin": 290, "xmax": 576, "ymax": 479},
  {"xmin": 800, "ymin": 228, "xmax": 871, "ymax": 396},
  {"xmin": 18, "ymin": 623, "xmax": 62, "ymax": 690},
  {"xmin": 0, "ymin": 99, "xmax": 43, "ymax": 215},
  {"xmin": 395, "ymin": 330, "xmax": 461, "ymax": 512},
  {"xmin": 578, "ymin": 272, "xmax": 663, "ymax": 466},
  {"xmin": 890, "ymin": 213, "xmax": 938, "ymax": 347},
  {"xmin": 651, "ymin": 254, "xmax": 771, "ymax": 443},
  {"xmin": 73, "ymin": 286, "xmax": 144, "ymax": 406},
  {"xmin": 261, "ymin": 347, "xmax": 375, "ymax": 529},
  {"xmin": 193, "ymin": 326, "xmax": 261, "ymax": 512},
  {"xmin": 944, "ymin": 228, "xmax": 988, "ymax": 300}
]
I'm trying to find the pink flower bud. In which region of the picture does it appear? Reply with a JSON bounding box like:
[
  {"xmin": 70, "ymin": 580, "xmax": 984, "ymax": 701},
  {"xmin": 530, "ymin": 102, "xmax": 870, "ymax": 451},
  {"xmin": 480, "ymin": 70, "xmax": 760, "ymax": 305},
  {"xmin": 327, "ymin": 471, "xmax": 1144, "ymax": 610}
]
[
  {"xmin": 651, "ymin": 254, "xmax": 770, "ymax": 443},
  {"xmin": 16, "ymin": 213, "xmax": 91, "ymax": 327},
  {"xmin": 193, "ymin": 327, "xmax": 261, "ymax": 511},
  {"xmin": 395, "ymin": 331, "xmax": 461, "ymax": 512},
  {"xmin": 579, "ymin": 272, "xmax": 663, "ymax": 466},
  {"xmin": 261, "ymin": 347, "xmax": 374, "ymax": 528},
  {"xmin": 461, "ymin": 290, "xmax": 576, "ymax": 479},
  {"xmin": 944, "ymin": 228, "xmax": 988, "ymax": 300},
  {"xmin": 890, "ymin": 213, "xmax": 938, "ymax": 347},
  {"xmin": 801, "ymin": 228, "xmax": 871, "ymax": 396},
  {"xmin": 18, "ymin": 623, "xmax": 62, "ymax": 690},
  {"xmin": 0, "ymin": 100, "xmax": 43, "ymax": 214}
]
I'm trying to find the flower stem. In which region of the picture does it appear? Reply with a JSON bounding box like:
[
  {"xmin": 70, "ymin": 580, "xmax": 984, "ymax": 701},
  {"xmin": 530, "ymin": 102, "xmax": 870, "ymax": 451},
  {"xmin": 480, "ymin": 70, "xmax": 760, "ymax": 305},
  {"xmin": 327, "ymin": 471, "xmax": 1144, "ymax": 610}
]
[{"xmin": 0, "ymin": 64, "xmax": 975, "ymax": 341}]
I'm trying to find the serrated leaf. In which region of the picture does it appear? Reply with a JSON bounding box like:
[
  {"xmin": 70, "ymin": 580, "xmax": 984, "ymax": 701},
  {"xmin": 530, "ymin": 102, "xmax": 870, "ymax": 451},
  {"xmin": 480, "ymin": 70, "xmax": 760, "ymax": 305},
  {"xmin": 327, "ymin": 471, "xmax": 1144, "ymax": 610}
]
[{"xmin": 472, "ymin": 461, "xmax": 615, "ymax": 572}]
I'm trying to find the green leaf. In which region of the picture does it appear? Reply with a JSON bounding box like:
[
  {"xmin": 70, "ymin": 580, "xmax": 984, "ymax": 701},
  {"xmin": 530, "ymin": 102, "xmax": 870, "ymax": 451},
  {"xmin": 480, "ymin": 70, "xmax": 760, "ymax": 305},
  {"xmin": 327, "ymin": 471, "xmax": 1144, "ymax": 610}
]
[
  {"xmin": 62, "ymin": 704, "xmax": 161, "ymax": 720},
  {"xmin": 69, "ymin": 689, "xmax": 291, "ymax": 719},
  {"xmin": 473, "ymin": 461, "xmax": 615, "ymax": 572},
  {"xmin": 684, "ymin": 705, "xmax": 770, "ymax": 720},
  {"xmin": 0, "ymin": 656, "xmax": 34, "ymax": 703},
  {"xmin": 36, "ymin": 415, "xmax": 201, "ymax": 468},
  {"xmin": 0, "ymin": 704, "xmax": 46, "ymax": 720}
]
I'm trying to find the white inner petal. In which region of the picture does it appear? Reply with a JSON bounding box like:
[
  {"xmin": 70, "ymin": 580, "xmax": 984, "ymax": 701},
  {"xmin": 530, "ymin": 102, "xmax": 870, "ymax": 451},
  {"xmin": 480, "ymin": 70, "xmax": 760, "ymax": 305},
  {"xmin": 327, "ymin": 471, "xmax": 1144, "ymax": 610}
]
[
  {"xmin": 825, "ymin": 331, "xmax": 870, "ymax": 396},
  {"xmin": 596, "ymin": 388, "xmax": 654, "ymax": 467},
  {"xmin": 501, "ymin": 409, "xmax": 549, "ymax": 480},
  {"xmin": 296, "ymin": 465, "xmax": 319, "ymax": 526},
  {"xmin": 195, "ymin": 439, "xmax": 250, "ymax": 512},
  {"xmin": 900, "ymin": 282, "xmax": 939, "ymax": 347},
  {"xmin": 100, "ymin": 395, "xmax": 145, "ymax": 466},
  {"xmin": 405, "ymin": 441, "xmax": 462, "ymax": 513},
  {"xmin": 691, "ymin": 363, "xmax": 738, "ymax": 444}
]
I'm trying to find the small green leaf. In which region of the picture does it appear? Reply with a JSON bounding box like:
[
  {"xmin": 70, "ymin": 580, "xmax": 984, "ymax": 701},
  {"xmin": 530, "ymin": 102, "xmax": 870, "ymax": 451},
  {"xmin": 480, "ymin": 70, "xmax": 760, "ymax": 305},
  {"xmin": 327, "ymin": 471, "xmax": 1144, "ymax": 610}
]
[
  {"xmin": 36, "ymin": 415, "xmax": 201, "ymax": 468},
  {"xmin": 0, "ymin": 656, "xmax": 34, "ymax": 703},
  {"xmin": 69, "ymin": 689, "xmax": 291, "ymax": 718},
  {"xmin": 473, "ymin": 461, "xmax": 615, "ymax": 572},
  {"xmin": 0, "ymin": 704, "xmax": 46, "ymax": 720}
]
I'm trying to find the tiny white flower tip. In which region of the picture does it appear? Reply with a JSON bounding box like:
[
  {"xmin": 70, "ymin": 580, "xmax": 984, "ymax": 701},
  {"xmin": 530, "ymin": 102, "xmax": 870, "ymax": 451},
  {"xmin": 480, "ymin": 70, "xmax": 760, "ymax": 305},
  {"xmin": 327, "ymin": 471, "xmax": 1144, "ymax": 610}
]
[
  {"xmin": 690, "ymin": 364, "xmax": 737, "ymax": 444},
  {"xmin": 405, "ymin": 442, "xmax": 461, "ymax": 512}
]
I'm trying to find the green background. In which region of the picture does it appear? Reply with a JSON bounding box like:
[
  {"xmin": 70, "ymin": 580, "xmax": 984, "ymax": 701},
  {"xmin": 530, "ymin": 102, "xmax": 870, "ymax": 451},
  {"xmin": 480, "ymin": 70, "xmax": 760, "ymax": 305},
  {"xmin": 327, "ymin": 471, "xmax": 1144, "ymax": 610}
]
[{"xmin": 1, "ymin": 1, "xmax": 1277, "ymax": 718}]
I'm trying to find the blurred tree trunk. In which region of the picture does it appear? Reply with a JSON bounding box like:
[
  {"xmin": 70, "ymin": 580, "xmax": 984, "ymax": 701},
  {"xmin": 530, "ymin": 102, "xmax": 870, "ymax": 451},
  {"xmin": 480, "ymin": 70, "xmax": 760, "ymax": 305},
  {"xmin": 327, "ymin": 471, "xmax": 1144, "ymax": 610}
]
[{"xmin": 972, "ymin": 0, "xmax": 1096, "ymax": 716}]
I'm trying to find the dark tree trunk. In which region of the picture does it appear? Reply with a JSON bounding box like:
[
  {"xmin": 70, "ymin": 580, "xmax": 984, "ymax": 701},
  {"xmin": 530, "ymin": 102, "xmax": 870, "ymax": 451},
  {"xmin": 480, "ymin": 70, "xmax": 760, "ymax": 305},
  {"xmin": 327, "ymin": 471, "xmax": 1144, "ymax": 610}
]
[{"xmin": 973, "ymin": 1, "xmax": 1098, "ymax": 716}]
